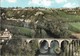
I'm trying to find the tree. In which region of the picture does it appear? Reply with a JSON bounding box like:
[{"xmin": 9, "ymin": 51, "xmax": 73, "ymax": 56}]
[
  {"xmin": 1, "ymin": 36, "xmax": 24, "ymax": 56},
  {"xmin": 0, "ymin": 8, "xmax": 7, "ymax": 30},
  {"xmin": 34, "ymin": 11, "xmax": 71, "ymax": 38},
  {"xmin": 1, "ymin": 35, "xmax": 39, "ymax": 56}
]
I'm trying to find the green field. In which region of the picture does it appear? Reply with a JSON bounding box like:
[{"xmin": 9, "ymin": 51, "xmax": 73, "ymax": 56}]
[
  {"xmin": 16, "ymin": 26, "xmax": 33, "ymax": 37},
  {"xmin": 57, "ymin": 11, "xmax": 80, "ymax": 22},
  {"xmin": 69, "ymin": 22, "xmax": 80, "ymax": 33},
  {"xmin": 2, "ymin": 24, "xmax": 33, "ymax": 37}
]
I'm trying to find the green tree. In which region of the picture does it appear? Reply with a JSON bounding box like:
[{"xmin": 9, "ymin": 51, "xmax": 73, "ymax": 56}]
[
  {"xmin": 29, "ymin": 40, "xmax": 39, "ymax": 56},
  {"xmin": 34, "ymin": 11, "xmax": 71, "ymax": 38},
  {"xmin": 1, "ymin": 35, "xmax": 39, "ymax": 56}
]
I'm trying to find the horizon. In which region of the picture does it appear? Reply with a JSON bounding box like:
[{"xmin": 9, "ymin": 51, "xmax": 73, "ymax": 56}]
[{"xmin": 1, "ymin": 7, "xmax": 80, "ymax": 9}]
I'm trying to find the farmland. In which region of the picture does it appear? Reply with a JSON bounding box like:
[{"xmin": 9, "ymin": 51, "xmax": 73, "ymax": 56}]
[{"xmin": 69, "ymin": 22, "xmax": 80, "ymax": 33}]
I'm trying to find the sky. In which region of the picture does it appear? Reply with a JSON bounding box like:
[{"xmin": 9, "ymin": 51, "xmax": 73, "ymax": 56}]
[{"xmin": 0, "ymin": 0, "xmax": 80, "ymax": 8}]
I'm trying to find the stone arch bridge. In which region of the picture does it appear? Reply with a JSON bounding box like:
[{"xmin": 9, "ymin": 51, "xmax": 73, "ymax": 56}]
[
  {"xmin": 25, "ymin": 38, "xmax": 80, "ymax": 56},
  {"xmin": 25, "ymin": 38, "xmax": 79, "ymax": 47},
  {"xmin": 0, "ymin": 38, "xmax": 80, "ymax": 56}
]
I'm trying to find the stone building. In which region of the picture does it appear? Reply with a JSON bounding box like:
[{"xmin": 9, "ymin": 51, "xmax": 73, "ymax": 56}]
[{"xmin": 0, "ymin": 28, "xmax": 12, "ymax": 42}]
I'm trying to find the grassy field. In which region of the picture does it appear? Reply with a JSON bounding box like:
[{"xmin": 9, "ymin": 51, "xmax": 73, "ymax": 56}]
[
  {"xmin": 2, "ymin": 24, "xmax": 33, "ymax": 37},
  {"xmin": 57, "ymin": 11, "xmax": 80, "ymax": 22},
  {"xmin": 69, "ymin": 22, "xmax": 80, "ymax": 33},
  {"xmin": 16, "ymin": 26, "xmax": 33, "ymax": 37}
]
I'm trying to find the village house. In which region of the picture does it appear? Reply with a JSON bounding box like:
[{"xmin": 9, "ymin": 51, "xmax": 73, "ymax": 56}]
[{"xmin": 0, "ymin": 28, "xmax": 12, "ymax": 42}]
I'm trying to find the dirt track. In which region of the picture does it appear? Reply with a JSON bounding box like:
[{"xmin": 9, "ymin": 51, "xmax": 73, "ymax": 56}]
[{"xmin": 72, "ymin": 33, "xmax": 80, "ymax": 39}]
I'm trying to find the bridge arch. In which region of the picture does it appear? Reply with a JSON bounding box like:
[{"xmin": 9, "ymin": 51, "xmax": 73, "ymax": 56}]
[
  {"xmin": 39, "ymin": 40, "xmax": 49, "ymax": 54},
  {"xmin": 29, "ymin": 40, "xmax": 35, "ymax": 43},
  {"xmin": 61, "ymin": 40, "xmax": 69, "ymax": 48},
  {"xmin": 60, "ymin": 40, "xmax": 69, "ymax": 56},
  {"xmin": 50, "ymin": 40, "xmax": 60, "ymax": 54},
  {"xmin": 69, "ymin": 40, "xmax": 79, "ymax": 56},
  {"xmin": 50, "ymin": 40, "xmax": 59, "ymax": 48}
]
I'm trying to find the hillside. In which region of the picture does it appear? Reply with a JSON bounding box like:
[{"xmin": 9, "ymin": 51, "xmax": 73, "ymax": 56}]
[{"xmin": 0, "ymin": 7, "xmax": 80, "ymax": 38}]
